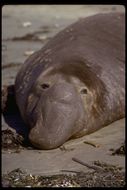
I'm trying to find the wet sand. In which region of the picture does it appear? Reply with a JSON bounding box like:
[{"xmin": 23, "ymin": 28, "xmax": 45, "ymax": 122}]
[{"xmin": 2, "ymin": 5, "xmax": 125, "ymax": 186}]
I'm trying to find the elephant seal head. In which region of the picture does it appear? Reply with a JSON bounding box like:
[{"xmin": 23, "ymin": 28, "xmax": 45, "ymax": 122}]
[
  {"xmin": 26, "ymin": 71, "xmax": 86, "ymax": 149},
  {"xmin": 23, "ymin": 60, "xmax": 108, "ymax": 150}
]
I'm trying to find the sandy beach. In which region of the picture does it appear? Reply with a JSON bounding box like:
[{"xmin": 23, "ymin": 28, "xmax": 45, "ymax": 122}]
[{"xmin": 2, "ymin": 5, "xmax": 125, "ymax": 187}]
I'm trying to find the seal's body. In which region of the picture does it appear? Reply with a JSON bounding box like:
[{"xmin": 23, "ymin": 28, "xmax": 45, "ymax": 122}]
[{"xmin": 15, "ymin": 13, "xmax": 125, "ymax": 149}]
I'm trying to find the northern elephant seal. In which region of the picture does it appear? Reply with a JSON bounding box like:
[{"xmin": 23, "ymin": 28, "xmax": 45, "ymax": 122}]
[{"xmin": 15, "ymin": 13, "xmax": 125, "ymax": 149}]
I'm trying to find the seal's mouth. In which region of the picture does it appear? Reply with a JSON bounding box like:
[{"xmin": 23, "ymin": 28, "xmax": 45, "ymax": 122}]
[{"xmin": 29, "ymin": 106, "xmax": 77, "ymax": 149}]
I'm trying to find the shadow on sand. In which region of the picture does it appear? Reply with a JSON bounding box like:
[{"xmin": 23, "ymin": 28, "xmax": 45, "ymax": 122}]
[{"xmin": 2, "ymin": 85, "xmax": 29, "ymax": 140}]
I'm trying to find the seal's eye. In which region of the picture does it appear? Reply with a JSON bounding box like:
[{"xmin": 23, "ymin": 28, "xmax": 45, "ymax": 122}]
[
  {"xmin": 41, "ymin": 83, "xmax": 50, "ymax": 89},
  {"xmin": 80, "ymin": 88, "xmax": 87, "ymax": 94}
]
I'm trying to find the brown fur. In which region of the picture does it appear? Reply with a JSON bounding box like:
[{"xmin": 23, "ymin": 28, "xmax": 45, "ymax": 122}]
[{"xmin": 15, "ymin": 13, "xmax": 125, "ymax": 149}]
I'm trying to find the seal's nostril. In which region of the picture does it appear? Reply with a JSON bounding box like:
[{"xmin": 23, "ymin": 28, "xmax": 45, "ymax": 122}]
[
  {"xmin": 41, "ymin": 83, "xmax": 50, "ymax": 89},
  {"xmin": 80, "ymin": 88, "xmax": 87, "ymax": 94}
]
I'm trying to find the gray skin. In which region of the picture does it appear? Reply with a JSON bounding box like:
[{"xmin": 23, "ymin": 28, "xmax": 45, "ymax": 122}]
[{"xmin": 15, "ymin": 13, "xmax": 125, "ymax": 149}]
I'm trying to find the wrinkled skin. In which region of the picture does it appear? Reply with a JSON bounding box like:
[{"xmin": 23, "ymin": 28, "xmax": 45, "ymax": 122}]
[
  {"xmin": 27, "ymin": 82, "xmax": 85, "ymax": 149},
  {"xmin": 15, "ymin": 13, "xmax": 125, "ymax": 149}
]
